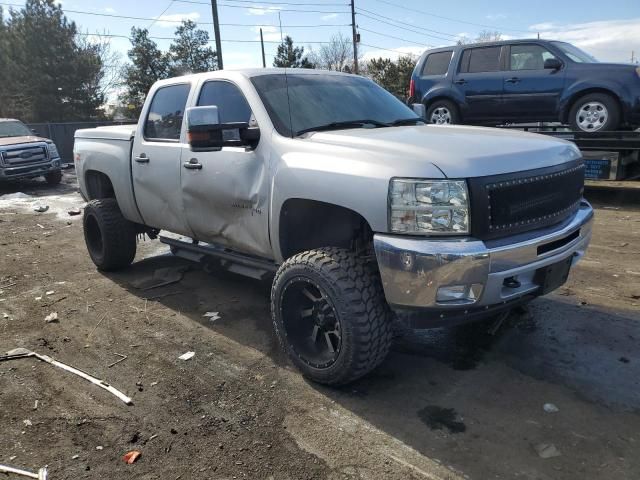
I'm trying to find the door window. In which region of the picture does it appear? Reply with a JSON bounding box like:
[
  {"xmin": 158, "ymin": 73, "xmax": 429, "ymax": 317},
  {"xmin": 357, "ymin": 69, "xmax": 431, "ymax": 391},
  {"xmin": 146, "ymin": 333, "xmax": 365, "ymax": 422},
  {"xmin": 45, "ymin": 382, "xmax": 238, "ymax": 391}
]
[
  {"xmin": 197, "ymin": 81, "xmax": 253, "ymax": 123},
  {"xmin": 421, "ymin": 51, "xmax": 453, "ymax": 76},
  {"xmin": 460, "ymin": 46, "xmax": 502, "ymax": 73},
  {"xmin": 510, "ymin": 44, "xmax": 557, "ymax": 70},
  {"xmin": 144, "ymin": 83, "xmax": 191, "ymax": 140}
]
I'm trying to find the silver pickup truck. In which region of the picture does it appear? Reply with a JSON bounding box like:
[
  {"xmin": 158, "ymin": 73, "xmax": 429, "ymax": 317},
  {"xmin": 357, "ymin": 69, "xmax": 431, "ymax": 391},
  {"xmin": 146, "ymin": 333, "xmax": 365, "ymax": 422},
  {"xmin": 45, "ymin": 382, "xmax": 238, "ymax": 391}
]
[{"xmin": 74, "ymin": 69, "xmax": 593, "ymax": 385}]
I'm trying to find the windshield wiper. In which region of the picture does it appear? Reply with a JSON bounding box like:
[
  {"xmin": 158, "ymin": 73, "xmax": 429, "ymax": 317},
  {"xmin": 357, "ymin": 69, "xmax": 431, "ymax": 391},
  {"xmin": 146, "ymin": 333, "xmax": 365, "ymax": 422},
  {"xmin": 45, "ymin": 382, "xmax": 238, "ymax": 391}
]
[
  {"xmin": 389, "ymin": 117, "xmax": 425, "ymax": 126},
  {"xmin": 295, "ymin": 119, "xmax": 390, "ymax": 136}
]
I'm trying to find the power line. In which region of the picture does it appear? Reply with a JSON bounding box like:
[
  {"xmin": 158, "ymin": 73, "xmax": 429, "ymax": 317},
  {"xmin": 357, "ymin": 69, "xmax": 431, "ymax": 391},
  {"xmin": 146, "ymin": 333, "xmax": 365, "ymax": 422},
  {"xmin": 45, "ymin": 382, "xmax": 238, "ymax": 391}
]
[
  {"xmin": 369, "ymin": 0, "xmax": 531, "ymax": 34},
  {"xmin": 357, "ymin": 27, "xmax": 433, "ymax": 48},
  {"xmin": 174, "ymin": 0, "xmax": 350, "ymax": 13},
  {"xmin": 148, "ymin": 1, "xmax": 175, "ymax": 28},
  {"xmin": 359, "ymin": 42, "xmax": 407, "ymax": 54},
  {"xmin": 357, "ymin": 11, "xmax": 454, "ymax": 43},
  {"xmin": 75, "ymin": 31, "xmax": 335, "ymax": 44},
  {"xmin": 175, "ymin": 0, "xmax": 347, "ymax": 5}
]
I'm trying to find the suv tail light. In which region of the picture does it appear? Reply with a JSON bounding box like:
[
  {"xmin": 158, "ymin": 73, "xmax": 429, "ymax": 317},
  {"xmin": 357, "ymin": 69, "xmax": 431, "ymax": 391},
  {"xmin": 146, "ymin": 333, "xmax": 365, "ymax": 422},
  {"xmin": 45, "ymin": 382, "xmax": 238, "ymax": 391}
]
[{"xmin": 409, "ymin": 79, "xmax": 415, "ymax": 99}]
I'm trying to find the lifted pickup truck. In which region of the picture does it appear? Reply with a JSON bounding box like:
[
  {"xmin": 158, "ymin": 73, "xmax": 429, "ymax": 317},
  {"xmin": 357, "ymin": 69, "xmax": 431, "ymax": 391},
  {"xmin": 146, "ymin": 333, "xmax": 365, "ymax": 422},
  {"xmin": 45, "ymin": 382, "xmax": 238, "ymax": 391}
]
[
  {"xmin": 0, "ymin": 118, "xmax": 63, "ymax": 184},
  {"xmin": 74, "ymin": 69, "xmax": 593, "ymax": 385}
]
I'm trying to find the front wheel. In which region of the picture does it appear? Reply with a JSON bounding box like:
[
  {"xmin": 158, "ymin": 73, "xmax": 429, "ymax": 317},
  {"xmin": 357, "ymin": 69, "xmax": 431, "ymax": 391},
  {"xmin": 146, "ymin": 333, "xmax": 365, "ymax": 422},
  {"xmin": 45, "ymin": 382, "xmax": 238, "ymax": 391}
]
[
  {"xmin": 426, "ymin": 99, "xmax": 460, "ymax": 125},
  {"xmin": 271, "ymin": 248, "xmax": 392, "ymax": 386},
  {"xmin": 83, "ymin": 199, "xmax": 137, "ymax": 271},
  {"xmin": 569, "ymin": 93, "xmax": 620, "ymax": 132}
]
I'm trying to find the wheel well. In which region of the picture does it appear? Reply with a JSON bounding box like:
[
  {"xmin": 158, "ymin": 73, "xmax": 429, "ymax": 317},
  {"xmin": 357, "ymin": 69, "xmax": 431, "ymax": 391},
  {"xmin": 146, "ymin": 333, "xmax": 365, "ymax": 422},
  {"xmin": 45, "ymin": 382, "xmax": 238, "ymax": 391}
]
[
  {"xmin": 85, "ymin": 170, "xmax": 115, "ymax": 200},
  {"xmin": 424, "ymin": 96, "xmax": 460, "ymax": 120},
  {"xmin": 563, "ymin": 88, "xmax": 622, "ymax": 123},
  {"xmin": 279, "ymin": 199, "xmax": 373, "ymax": 260}
]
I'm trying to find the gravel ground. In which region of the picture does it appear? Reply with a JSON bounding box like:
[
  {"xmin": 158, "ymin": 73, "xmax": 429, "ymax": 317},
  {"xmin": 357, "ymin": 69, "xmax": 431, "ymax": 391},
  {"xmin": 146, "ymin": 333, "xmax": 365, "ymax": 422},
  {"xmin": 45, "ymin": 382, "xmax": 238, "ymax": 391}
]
[{"xmin": 0, "ymin": 173, "xmax": 639, "ymax": 480}]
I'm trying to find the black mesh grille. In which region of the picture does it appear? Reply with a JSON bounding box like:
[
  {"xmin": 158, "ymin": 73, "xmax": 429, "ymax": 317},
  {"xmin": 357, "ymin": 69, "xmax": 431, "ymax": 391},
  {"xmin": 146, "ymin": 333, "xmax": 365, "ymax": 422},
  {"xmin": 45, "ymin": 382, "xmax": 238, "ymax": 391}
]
[{"xmin": 469, "ymin": 161, "xmax": 585, "ymax": 240}]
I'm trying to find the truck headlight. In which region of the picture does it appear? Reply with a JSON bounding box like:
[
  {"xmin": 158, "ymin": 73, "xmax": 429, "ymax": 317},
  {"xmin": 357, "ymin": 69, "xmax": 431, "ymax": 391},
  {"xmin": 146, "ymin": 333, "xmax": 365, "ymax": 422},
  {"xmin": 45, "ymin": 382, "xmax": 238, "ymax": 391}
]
[
  {"xmin": 389, "ymin": 179, "xmax": 470, "ymax": 234},
  {"xmin": 47, "ymin": 143, "xmax": 60, "ymax": 159}
]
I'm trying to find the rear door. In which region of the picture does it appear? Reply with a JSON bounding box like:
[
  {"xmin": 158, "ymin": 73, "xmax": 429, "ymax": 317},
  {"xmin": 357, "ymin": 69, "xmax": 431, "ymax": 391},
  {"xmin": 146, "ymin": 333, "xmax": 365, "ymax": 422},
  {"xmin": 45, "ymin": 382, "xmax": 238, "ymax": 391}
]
[
  {"xmin": 453, "ymin": 45, "xmax": 504, "ymax": 122},
  {"xmin": 502, "ymin": 43, "xmax": 566, "ymax": 121},
  {"xmin": 180, "ymin": 79, "xmax": 272, "ymax": 258},
  {"xmin": 132, "ymin": 82, "xmax": 194, "ymax": 236}
]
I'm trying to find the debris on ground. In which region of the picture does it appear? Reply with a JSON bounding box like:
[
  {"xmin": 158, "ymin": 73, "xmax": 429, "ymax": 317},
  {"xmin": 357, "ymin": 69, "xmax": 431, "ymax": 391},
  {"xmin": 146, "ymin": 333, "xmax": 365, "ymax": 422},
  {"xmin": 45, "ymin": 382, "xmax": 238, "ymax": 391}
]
[
  {"xmin": 543, "ymin": 403, "xmax": 559, "ymax": 413},
  {"xmin": 33, "ymin": 205, "xmax": 49, "ymax": 213},
  {"xmin": 123, "ymin": 450, "xmax": 141, "ymax": 464},
  {"xmin": 67, "ymin": 208, "xmax": 82, "ymax": 216},
  {"xmin": 108, "ymin": 353, "xmax": 128, "ymax": 368},
  {"xmin": 96, "ymin": 446, "xmax": 104, "ymax": 451},
  {"xmin": 45, "ymin": 291, "xmax": 54, "ymax": 296},
  {"xmin": 129, "ymin": 266, "xmax": 189, "ymax": 291},
  {"xmin": 1, "ymin": 348, "xmax": 133, "ymax": 405},
  {"xmin": 23, "ymin": 419, "xmax": 32, "ymax": 427},
  {"xmin": 3, "ymin": 313, "xmax": 9, "ymax": 319},
  {"xmin": 44, "ymin": 312, "xmax": 58, "ymax": 323},
  {"xmin": 203, "ymin": 311, "xmax": 221, "ymax": 322},
  {"xmin": 178, "ymin": 351, "xmax": 195, "ymax": 361},
  {"xmin": 0, "ymin": 464, "xmax": 48, "ymax": 480},
  {"xmin": 534, "ymin": 443, "xmax": 562, "ymax": 459}
]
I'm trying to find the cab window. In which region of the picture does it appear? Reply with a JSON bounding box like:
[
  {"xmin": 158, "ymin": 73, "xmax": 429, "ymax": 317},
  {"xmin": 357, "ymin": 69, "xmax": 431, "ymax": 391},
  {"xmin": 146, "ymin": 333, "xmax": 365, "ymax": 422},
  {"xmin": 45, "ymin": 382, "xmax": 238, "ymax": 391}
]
[
  {"xmin": 197, "ymin": 81, "xmax": 253, "ymax": 124},
  {"xmin": 509, "ymin": 44, "xmax": 557, "ymax": 70},
  {"xmin": 460, "ymin": 46, "xmax": 502, "ymax": 73},
  {"xmin": 144, "ymin": 83, "xmax": 191, "ymax": 141}
]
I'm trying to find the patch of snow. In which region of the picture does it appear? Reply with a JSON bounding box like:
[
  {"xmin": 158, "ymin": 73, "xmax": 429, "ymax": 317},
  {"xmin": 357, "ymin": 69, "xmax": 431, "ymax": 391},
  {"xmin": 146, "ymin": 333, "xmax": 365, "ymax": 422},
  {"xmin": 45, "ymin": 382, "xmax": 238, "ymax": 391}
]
[{"xmin": 0, "ymin": 190, "xmax": 85, "ymax": 221}]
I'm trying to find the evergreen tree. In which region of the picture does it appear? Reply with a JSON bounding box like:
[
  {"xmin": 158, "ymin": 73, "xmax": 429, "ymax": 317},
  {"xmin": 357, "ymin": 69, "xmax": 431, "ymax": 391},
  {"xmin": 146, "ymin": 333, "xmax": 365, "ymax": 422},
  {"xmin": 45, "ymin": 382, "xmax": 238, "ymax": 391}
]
[
  {"xmin": 121, "ymin": 27, "xmax": 171, "ymax": 117},
  {"xmin": 366, "ymin": 55, "xmax": 417, "ymax": 100},
  {"xmin": 169, "ymin": 20, "xmax": 217, "ymax": 76},
  {"xmin": 273, "ymin": 36, "xmax": 314, "ymax": 68}
]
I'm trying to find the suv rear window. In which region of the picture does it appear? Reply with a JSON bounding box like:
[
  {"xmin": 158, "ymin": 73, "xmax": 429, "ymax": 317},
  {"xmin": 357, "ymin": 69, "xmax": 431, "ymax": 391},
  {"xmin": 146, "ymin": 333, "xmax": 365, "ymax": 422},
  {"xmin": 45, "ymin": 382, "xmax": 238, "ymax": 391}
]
[
  {"xmin": 421, "ymin": 51, "xmax": 452, "ymax": 76},
  {"xmin": 460, "ymin": 46, "xmax": 502, "ymax": 73}
]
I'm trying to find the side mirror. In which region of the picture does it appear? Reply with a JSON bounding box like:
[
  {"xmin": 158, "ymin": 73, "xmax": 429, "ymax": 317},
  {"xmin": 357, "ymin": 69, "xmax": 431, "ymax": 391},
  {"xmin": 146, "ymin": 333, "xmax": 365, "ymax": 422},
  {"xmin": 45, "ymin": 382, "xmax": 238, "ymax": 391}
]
[
  {"xmin": 186, "ymin": 106, "xmax": 260, "ymax": 152},
  {"xmin": 544, "ymin": 58, "xmax": 562, "ymax": 70}
]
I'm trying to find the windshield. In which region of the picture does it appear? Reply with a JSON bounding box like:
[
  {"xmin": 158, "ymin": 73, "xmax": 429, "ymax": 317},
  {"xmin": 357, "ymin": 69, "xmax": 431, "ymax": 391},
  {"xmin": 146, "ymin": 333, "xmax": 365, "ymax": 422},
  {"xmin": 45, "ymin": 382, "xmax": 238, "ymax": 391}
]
[
  {"xmin": 0, "ymin": 121, "xmax": 33, "ymax": 138},
  {"xmin": 250, "ymin": 74, "xmax": 419, "ymax": 137},
  {"xmin": 551, "ymin": 42, "xmax": 598, "ymax": 63}
]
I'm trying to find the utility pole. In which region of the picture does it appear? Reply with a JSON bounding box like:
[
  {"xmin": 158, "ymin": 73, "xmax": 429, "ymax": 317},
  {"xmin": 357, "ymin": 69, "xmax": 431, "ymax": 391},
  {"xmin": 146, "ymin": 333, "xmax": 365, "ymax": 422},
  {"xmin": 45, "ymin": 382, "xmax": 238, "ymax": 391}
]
[
  {"xmin": 211, "ymin": 0, "xmax": 223, "ymax": 70},
  {"xmin": 260, "ymin": 28, "xmax": 266, "ymax": 68},
  {"xmin": 350, "ymin": 0, "xmax": 358, "ymax": 74}
]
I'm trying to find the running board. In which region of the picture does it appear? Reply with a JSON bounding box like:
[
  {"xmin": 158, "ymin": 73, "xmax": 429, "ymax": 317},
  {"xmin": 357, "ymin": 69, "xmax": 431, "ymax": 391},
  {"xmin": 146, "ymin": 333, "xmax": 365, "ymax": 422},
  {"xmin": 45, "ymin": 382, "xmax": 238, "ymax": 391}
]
[{"xmin": 160, "ymin": 236, "xmax": 278, "ymax": 281}]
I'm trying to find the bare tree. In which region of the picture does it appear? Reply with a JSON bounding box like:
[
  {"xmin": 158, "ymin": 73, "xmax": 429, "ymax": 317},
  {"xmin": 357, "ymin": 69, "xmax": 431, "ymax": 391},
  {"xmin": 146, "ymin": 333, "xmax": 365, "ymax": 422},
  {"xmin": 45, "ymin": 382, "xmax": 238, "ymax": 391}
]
[
  {"xmin": 457, "ymin": 30, "xmax": 503, "ymax": 45},
  {"xmin": 308, "ymin": 33, "xmax": 354, "ymax": 72}
]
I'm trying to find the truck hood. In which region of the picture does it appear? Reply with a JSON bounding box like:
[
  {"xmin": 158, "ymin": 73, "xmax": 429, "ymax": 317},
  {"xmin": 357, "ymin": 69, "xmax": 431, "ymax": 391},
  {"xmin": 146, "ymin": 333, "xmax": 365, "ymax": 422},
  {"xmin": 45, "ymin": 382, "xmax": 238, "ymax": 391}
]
[
  {"xmin": 305, "ymin": 125, "xmax": 581, "ymax": 178},
  {"xmin": 0, "ymin": 135, "xmax": 50, "ymax": 147}
]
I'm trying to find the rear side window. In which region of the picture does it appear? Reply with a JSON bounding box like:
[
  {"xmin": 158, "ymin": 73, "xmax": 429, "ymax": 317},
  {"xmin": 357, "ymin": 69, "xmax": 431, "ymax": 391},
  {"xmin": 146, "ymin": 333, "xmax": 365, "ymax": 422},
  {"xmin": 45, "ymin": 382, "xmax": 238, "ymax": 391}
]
[
  {"xmin": 144, "ymin": 83, "xmax": 191, "ymax": 140},
  {"xmin": 460, "ymin": 46, "xmax": 502, "ymax": 73},
  {"xmin": 197, "ymin": 81, "xmax": 253, "ymax": 123},
  {"xmin": 421, "ymin": 51, "xmax": 452, "ymax": 76}
]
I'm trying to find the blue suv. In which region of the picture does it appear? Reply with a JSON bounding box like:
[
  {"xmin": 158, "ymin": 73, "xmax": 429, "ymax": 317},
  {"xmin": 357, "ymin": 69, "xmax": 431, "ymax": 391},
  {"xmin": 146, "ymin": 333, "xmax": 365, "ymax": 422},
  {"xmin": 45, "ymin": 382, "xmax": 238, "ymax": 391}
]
[{"xmin": 409, "ymin": 39, "xmax": 640, "ymax": 132}]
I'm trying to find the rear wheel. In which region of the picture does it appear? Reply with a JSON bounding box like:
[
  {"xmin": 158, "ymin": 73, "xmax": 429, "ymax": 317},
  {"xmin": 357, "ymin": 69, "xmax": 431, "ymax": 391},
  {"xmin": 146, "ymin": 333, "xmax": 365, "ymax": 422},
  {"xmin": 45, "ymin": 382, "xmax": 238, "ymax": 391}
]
[
  {"xmin": 569, "ymin": 93, "xmax": 620, "ymax": 132},
  {"xmin": 44, "ymin": 170, "xmax": 62, "ymax": 185},
  {"xmin": 83, "ymin": 199, "xmax": 136, "ymax": 271},
  {"xmin": 272, "ymin": 248, "xmax": 392, "ymax": 386},
  {"xmin": 426, "ymin": 99, "xmax": 460, "ymax": 125}
]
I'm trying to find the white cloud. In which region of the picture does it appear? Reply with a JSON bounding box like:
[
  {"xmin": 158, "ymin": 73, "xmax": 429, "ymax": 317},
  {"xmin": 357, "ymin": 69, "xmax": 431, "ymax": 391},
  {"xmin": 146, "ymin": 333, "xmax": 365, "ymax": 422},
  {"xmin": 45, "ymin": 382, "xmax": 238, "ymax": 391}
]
[
  {"xmin": 247, "ymin": 6, "xmax": 282, "ymax": 16},
  {"xmin": 530, "ymin": 18, "xmax": 640, "ymax": 63},
  {"xmin": 486, "ymin": 13, "xmax": 507, "ymax": 21},
  {"xmin": 321, "ymin": 13, "xmax": 339, "ymax": 21},
  {"xmin": 104, "ymin": 7, "xmax": 116, "ymax": 13},
  {"xmin": 251, "ymin": 25, "xmax": 285, "ymax": 42},
  {"xmin": 153, "ymin": 12, "xmax": 201, "ymax": 28},
  {"xmin": 362, "ymin": 46, "xmax": 425, "ymax": 62}
]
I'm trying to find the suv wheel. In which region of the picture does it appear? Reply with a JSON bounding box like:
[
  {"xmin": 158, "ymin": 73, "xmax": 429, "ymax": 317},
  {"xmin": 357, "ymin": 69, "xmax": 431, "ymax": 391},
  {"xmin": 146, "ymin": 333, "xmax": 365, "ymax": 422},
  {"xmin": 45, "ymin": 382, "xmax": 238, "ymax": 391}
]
[
  {"xmin": 44, "ymin": 170, "xmax": 62, "ymax": 185},
  {"xmin": 83, "ymin": 198, "xmax": 137, "ymax": 271},
  {"xmin": 569, "ymin": 93, "xmax": 620, "ymax": 132},
  {"xmin": 272, "ymin": 247, "xmax": 392, "ymax": 386},
  {"xmin": 426, "ymin": 100, "xmax": 460, "ymax": 125}
]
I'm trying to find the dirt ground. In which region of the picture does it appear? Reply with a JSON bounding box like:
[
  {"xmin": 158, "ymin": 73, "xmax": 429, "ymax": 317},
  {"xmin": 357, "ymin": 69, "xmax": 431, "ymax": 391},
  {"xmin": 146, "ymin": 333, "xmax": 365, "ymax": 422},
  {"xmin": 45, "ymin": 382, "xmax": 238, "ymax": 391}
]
[{"xmin": 1, "ymin": 173, "xmax": 639, "ymax": 480}]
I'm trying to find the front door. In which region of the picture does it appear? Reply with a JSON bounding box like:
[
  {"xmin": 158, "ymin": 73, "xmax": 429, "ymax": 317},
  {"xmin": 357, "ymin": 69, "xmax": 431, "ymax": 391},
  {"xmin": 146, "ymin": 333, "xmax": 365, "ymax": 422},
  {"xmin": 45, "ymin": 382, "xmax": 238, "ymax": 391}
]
[
  {"xmin": 453, "ymin": 45, "xmax": 504, "ymax": 123},
  {"xmin": 502, "ymin": 43, "xmax": 566, "ymax": 121},
  {"xmin": 132, "ymin": 82, "xmax": 193, "ymax": 236},
  {"xmin": 180, "ymin": 80, "xmax": 271, "ymax": 259}
]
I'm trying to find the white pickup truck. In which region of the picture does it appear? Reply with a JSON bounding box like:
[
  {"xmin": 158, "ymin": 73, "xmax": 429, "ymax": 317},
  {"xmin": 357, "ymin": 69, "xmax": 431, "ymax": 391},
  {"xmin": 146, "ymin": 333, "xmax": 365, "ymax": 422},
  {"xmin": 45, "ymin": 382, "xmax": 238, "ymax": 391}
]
[{"xmin": 74, "ymin": 69, "xmax": 593, "ymax": 385}]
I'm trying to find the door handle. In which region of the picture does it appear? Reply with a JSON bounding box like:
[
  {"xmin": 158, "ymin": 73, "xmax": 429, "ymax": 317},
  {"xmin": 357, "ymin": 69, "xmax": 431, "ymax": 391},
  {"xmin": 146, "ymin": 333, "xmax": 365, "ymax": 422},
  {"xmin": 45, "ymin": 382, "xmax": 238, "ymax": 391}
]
[
  {"xmin": 134, "ymin": 155, "xmax": 150, "ymax": 163},
  {"xmin": 183, "ymin": 158, "xmax": 202, "ymax": 170},
  {"xmin": 505, "ymin": 77, "xmax": 520, "ymax": 84},
  {"xmin": 454, "ymin": 79, "xmax": 467, "ymax": 85}
]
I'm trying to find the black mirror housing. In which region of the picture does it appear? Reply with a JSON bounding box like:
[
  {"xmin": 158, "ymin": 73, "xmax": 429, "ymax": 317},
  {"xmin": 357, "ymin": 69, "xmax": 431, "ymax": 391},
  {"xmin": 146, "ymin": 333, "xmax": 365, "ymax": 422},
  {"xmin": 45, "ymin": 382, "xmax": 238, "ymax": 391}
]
[
  {"xmin": 188, "ymin": 122, "xmax": 260, "ymax": 151},
  {"xmin": 544, "ymin": 58, "xmax": 562, "ymax": 70}
]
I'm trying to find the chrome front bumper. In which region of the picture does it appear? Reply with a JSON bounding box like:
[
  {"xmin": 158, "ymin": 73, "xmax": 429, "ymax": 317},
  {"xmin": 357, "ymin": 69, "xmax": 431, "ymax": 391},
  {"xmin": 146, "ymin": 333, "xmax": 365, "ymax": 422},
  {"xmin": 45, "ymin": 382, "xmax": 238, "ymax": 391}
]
[{"xmin": 374, "ymin": 201, "xmax": 594, "ymax": 310}]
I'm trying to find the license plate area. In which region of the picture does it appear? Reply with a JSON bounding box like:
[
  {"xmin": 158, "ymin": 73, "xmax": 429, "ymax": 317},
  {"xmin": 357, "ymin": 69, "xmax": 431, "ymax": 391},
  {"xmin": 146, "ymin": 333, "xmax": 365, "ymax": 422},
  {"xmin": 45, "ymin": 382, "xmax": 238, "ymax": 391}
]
[{"xmin": 534, "ymin": 256, "xmax": 573, "ymax": 295}]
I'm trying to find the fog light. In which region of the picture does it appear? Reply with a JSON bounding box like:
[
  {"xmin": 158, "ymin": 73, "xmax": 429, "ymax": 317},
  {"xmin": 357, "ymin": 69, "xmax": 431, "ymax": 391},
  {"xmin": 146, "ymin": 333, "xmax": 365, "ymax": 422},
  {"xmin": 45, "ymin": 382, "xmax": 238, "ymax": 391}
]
[{"xmin": 436, "ymin": 283, "xmax": 483, "ymax": 304}]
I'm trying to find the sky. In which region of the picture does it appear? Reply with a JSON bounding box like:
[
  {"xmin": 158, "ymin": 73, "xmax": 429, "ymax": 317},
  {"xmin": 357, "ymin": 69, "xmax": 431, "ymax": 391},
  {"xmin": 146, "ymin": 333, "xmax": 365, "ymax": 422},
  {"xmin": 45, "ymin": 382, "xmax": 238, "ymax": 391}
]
[{"xmin": 3, "ymin": 0, "xmax": 640, "ymax": 70}]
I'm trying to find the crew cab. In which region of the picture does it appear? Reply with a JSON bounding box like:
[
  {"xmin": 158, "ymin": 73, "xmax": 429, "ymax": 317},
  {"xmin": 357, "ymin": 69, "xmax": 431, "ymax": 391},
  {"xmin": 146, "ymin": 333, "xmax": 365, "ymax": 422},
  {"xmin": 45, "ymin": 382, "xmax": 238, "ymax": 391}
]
[
  {"xmin": 410, "ymin": 39, "xmax": 640, "ymax": 132},
  {"xmin": 74, "ymin": 69, "xmax": 593, "ymax": 385},
  {"xmin": 0, "ymin": 119, "xmax": 63, "ymax": 184}
]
